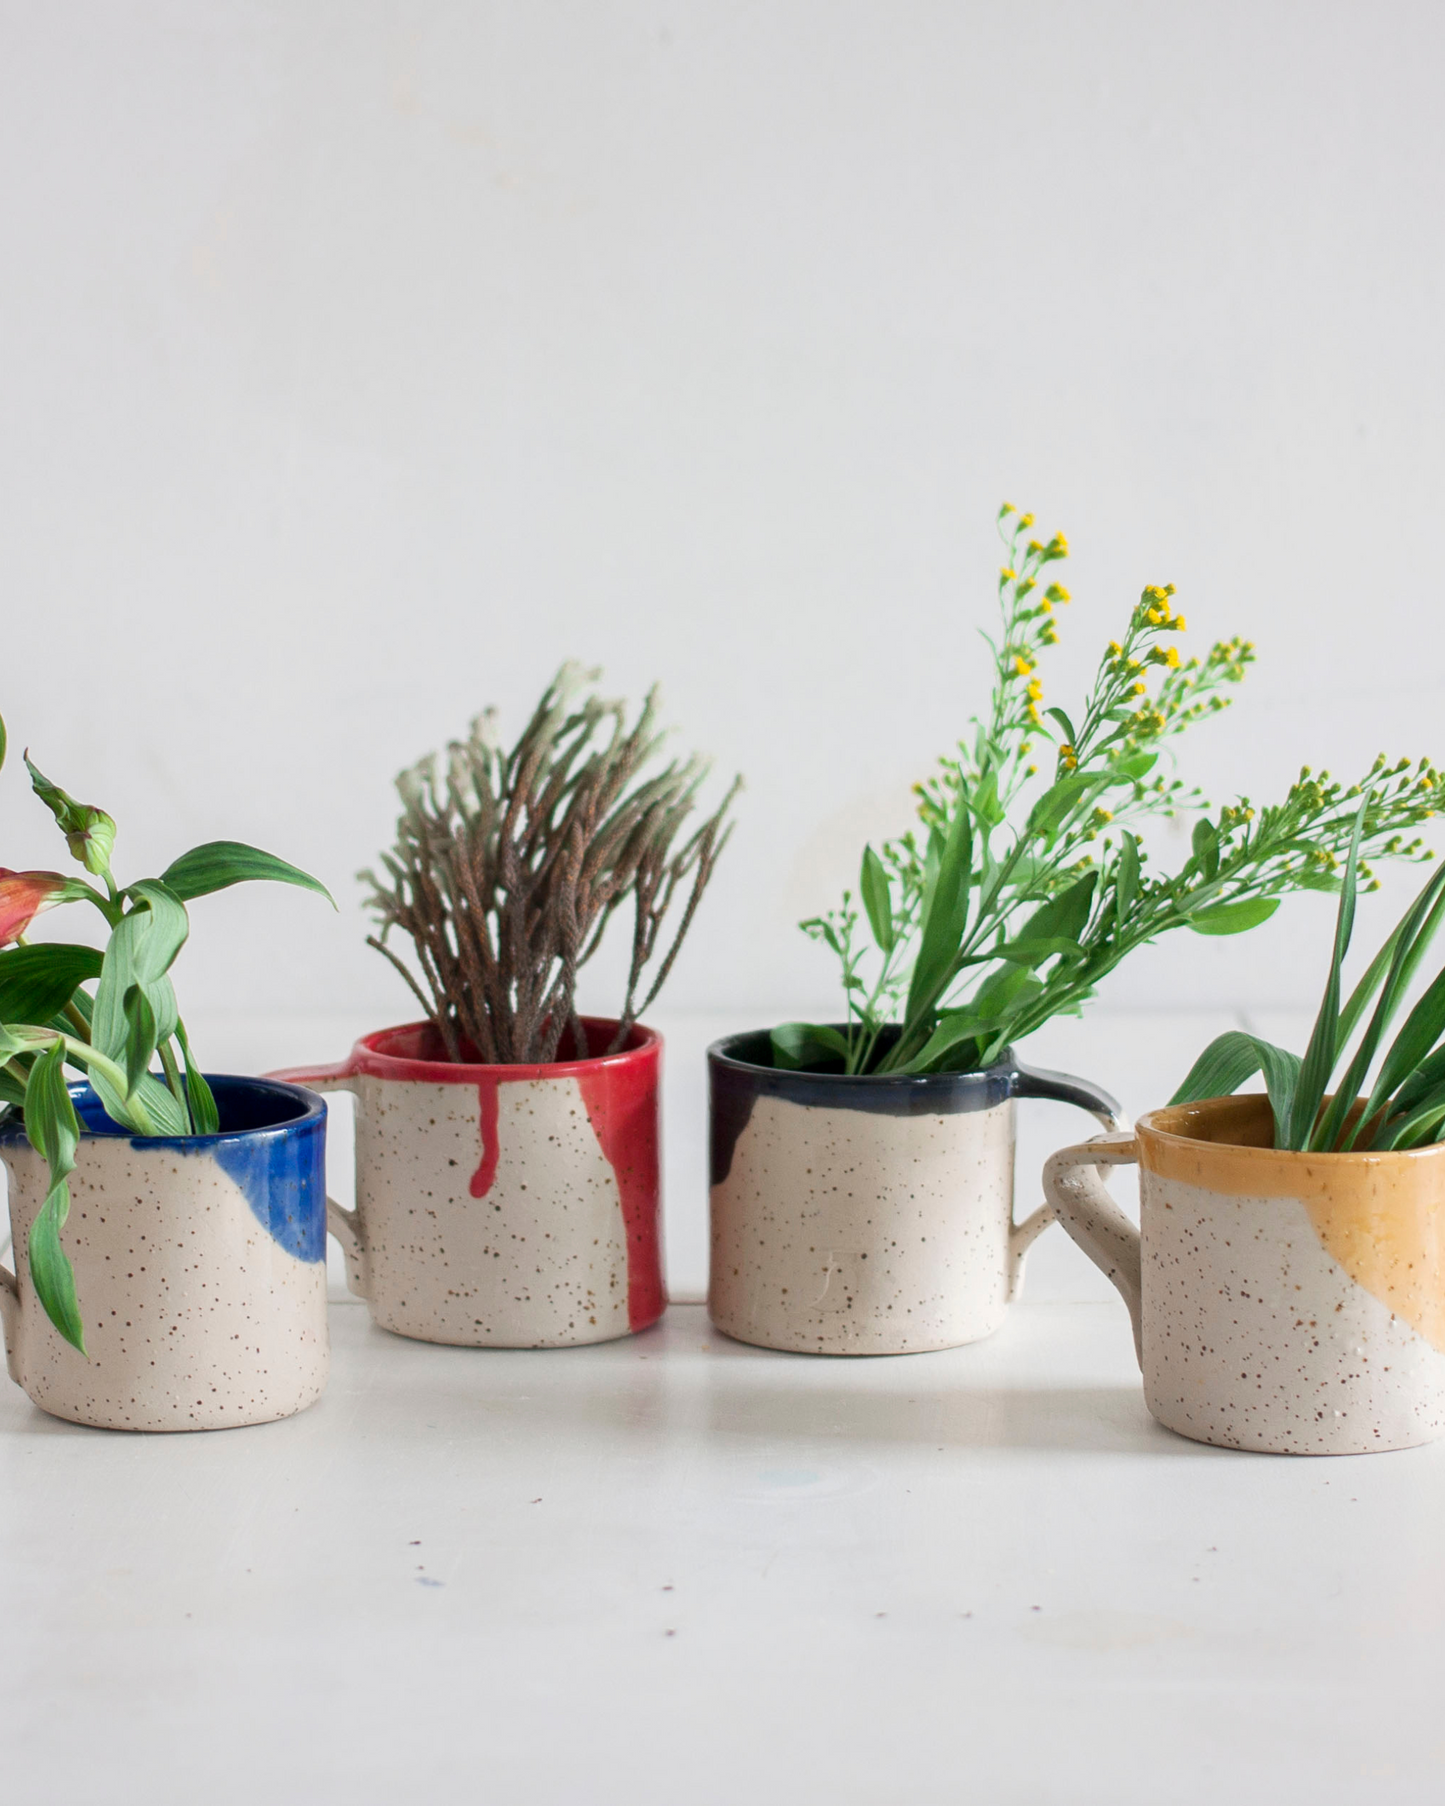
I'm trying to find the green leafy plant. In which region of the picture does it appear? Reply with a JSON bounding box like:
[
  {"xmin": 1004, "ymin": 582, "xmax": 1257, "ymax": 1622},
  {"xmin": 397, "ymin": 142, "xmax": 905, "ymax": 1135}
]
[
  {"xmin": 0, "ymin": 716, "xmax": 332, "ymax": 1351},
  {"xmin": 776, "ymin": 504, "xmax": 1441, "ymax": 1077},
  {"xmin": 1172, "ymin": 803, "xmax": 1445, "ymax": 1151},
  {"xmin": 362, "ymin": 663, "xmax": 741, "ymax": 1063}
]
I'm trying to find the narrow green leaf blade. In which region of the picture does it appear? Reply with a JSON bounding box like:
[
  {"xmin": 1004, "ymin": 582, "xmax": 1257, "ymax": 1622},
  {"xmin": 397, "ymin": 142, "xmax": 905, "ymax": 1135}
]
[
  {"xmin": 159, "ymin": 841, "xmax": 335, "ymax": 907},
  {"xmin": 906, "ymin": 803, "xmax": 973, "ymax": 1020},
  {"xmin": 1291, "ymin": 801, "xmax": 1367, "ymax": 1150}
]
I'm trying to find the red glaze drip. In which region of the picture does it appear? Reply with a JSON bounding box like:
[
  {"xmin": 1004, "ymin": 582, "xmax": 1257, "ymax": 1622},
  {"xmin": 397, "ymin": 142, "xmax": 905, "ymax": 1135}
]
[
  {"xmin": 273, "ymin": 1020, "xmax": 663, "ymax": 1331},
  {"xmin": 577, "ymin": 1051, "xmax": 664, "ymax": 1332},
  {"xmin": 469, "ymin": 1078, "xmax": 502, "ymax": 1198}
]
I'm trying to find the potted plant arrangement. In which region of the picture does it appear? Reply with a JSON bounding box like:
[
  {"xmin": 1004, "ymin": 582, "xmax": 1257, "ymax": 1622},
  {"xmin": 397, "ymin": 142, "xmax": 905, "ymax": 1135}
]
[
  {"xmin": 710, "ymin": 505, "xmax": 1442, "ymax": 1355},
  {"xmin": 277, "ymin": 663, "xmax": 738, "ymax": 1349},
  {"xmin": 0, "ymin": 717, "xmax": 334, "ymax": 1431},
  {"xmin": 1046, "ymin": 804, "xmax": 1445, "ymax": 1454}
]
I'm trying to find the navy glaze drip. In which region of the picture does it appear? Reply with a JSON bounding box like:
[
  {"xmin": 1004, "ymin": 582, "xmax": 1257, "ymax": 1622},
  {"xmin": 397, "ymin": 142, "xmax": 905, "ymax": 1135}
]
[
  {"xmin": 707, "ymin": 1029, "xmax": 1122, "ymax": 1188},
  {"xmin": 20, "ymin": 1075, "xmax": 330, "ymax": 1263}
]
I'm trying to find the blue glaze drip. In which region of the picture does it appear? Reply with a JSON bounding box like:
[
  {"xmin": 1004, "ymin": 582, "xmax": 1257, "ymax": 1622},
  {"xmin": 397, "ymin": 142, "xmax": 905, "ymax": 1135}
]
[{"xmin": 211, "ymin": 1114, "xmax": 326, "ymax": 1262}]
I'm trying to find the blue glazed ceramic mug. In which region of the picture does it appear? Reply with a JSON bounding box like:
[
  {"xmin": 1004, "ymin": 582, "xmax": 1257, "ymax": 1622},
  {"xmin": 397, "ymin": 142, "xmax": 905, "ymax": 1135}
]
[
  {"xmin": 708, "ymin": 1032, "xmax": 1124, "ymax": 1355},
  {"xmin": 0, "ymin": 1075, "xmax": 329, "ymax": 1431}
]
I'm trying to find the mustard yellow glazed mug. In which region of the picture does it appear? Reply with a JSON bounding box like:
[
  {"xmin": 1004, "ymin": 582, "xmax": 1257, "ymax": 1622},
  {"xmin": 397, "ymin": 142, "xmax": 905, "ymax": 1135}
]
[{"xmin": 1044, "ymin": 1093, "xmax": 1445, "ymax": 1455}]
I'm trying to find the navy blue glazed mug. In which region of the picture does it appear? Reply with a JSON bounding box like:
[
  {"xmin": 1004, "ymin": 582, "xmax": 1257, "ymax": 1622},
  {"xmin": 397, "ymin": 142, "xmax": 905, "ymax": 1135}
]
[
  {"xmin": 0, "ymin": 1075, "xmax": 329, "ymax": 1431},
  {"xmin": 708, "ymin": 1032, "xmax": 1123, "ymax": 1355}
]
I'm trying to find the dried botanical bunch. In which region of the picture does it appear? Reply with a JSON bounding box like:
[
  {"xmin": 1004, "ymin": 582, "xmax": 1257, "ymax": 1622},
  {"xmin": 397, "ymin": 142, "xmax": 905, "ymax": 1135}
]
[{"xmin": 362, "ymin": 663, "xmax": 740, "ymax": 1064}]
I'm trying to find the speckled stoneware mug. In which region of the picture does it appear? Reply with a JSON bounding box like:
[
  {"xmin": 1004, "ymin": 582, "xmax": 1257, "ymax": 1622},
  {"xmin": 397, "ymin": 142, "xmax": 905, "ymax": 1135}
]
[
  {"xmin": 1044, "ymin": 1093, "xmax": 1445, "ymax": 1455},
  {"xmin": 272, "ymin": 1018, "xmax": 663, "ymax": 1349},
  {"xmin": 708, "ymin": 1032, "xmax": 1123, "ymax": 1355},
  {"xmin": 0, "ymin": 1076, "xmax": 328, "ymax": 1432}
]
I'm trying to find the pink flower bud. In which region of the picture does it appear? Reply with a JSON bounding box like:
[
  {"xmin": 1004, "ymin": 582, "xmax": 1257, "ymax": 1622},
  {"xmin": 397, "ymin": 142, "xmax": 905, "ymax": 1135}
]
[{"xmin": 0, "ymin": 869, "xmax": 73, "ymax": 946}]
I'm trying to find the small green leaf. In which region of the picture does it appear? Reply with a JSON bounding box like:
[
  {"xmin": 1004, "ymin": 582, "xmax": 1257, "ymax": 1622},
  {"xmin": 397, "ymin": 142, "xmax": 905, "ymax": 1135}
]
[
  {"xmin": 1044, "ymin": 707, "xmax": 1077, "ymax": 746},
  {"xmin": 0, "ymin": 943, "xmax": 103, "ymax": 1024},
  {"xmin": 1191, "ymin": 818, "xmax": 1220, "ymax": 881},
  {"xmin": 0, "ymin": 711, "xmax": 7, "ymax": 771},
  {"xmin": 1029, "ymin": 773, "xmax": 1093, "ymax": 835},
  {"xmin": 1115, "ymin": 831, "xmax": 1140, "ymax": 929},
  {"xmin": 159, "ymin": 841, "xmax": 335, "ymax": 907},
  {"xmin": 1016, "ymin": 871, "xmax": 1098, "ymax": 953},
  {"xmin": 859, "ymin": 846, "xmax": 894, "ymax": 954},
  {"xmin": 1187, "ymin": 897, "xmax": 1281, "ymax": 936},
  {"xmin": 1115, "ymin": 751, "xmax": 1158, "ymax": 782},
  {"xmin": 769, "ymin": 1022, "xmax": 851, "ymax": 1070},
  {"xmin": 892, "ymin": 1010, "xmax": 995, "ymax": 1074}
]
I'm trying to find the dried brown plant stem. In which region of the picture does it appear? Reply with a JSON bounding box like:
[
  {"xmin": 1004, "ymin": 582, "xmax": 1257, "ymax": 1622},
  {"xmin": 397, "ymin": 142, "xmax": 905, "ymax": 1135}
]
[{"xmin": 361, "ymin": 663, "xmax": 739, "ymax": 1065}]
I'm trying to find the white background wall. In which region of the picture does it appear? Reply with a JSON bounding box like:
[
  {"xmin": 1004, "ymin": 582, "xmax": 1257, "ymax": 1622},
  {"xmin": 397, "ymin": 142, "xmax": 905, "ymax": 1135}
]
[{"xmin": 3, "ymin": 0, "xmax": 1444, "ymax": 1038}]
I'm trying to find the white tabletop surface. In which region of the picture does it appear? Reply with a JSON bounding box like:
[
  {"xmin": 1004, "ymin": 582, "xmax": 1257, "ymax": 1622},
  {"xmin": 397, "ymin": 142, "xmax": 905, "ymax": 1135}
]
[{"xmin": 3, "ymin": 1008, "xmax": 1442, "ymax": 1804}]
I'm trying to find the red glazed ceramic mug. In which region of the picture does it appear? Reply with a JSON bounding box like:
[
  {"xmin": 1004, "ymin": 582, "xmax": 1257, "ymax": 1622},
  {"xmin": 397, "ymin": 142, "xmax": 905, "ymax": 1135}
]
[{"xmin": 271, "ymin": 1018, "xmax": 664, "ymax": 1348}]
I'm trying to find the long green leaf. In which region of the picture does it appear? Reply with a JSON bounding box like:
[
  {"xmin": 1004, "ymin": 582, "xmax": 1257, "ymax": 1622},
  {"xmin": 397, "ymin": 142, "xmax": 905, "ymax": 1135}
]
[
  {"xmin": 176, "ymin": 1019, "xmax": 218, "ymax": 1135},
  {"xmin": 1371, "ymin": 1078, "xmax": 1445, "ymax": 1151},
  {"xmin": 0, "ymin": 943, "xmax": 103, "ymax": 1024},
  {"xmin": 24, "ymin": 1043, "xmax": 85, "ymax": 1352},
  {"xmin": 905, "ymin": 803, "xmax": 973, "ymax": 1021},
  {"xmin": 1169, "ymin": 1030, "xmax": 1267, "ymax": 1105},
  {"xmin": 1363, "ymin": 963, "xmax": 1445, "ymax": 1131},
  {"xmin": 159, "ymin": 841, "xmax": 334, "ymax": 906}
]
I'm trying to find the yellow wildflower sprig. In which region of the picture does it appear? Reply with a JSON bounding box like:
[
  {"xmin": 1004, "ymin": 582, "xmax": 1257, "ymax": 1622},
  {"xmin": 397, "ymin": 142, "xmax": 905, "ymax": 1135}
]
[{"xmin": 790, "ymin": 505, "xmax": 1442, "ymax": 1080}]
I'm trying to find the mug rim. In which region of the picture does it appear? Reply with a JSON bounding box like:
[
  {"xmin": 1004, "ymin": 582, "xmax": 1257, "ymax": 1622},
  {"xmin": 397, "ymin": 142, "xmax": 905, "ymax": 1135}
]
[
  {"xmin": 707, "ymin": 1024, "xmax": 1016, "ymax": 1093},
  {"xmin": 1134, "ymin": 1090, "xmax": 1445, "ymax": 1177},
  {"xmin": 344, "ymin": 1016, "xmax": 660, "ymax": 1084},
  {"xmin": 0, "ymin": 1073, "xmax": 324, "ymax": 1146}
]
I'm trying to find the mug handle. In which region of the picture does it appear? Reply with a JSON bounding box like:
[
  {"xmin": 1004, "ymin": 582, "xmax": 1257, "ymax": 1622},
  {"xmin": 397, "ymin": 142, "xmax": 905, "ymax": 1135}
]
[
  {"xmin": 1005, "ymin": 1064, "xmax": 1127, "ymax": 1303},
  {"xmin": 0, "ymin": 1260, "xmax": 18, "ymax": 1384},
  {"xmin": 266, "ymin": 1060, "xmax": 369, "ymax": 1301},
  {"xmin": 1042, "ymin": 1133, "xmax": 1143, "ymax": 1365}
]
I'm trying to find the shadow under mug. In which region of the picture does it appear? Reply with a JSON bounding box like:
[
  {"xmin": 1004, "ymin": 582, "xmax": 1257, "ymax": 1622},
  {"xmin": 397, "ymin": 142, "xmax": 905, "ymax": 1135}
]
[
  {"xmin": 271, "ymin": 1018, "xmax": 664, "ymax": 1349},
  {"xmin": 708, "ymin": 1032, "xmax": 1124, "ymax": 1355},
  {"xmin": 1045, "ymin": 1092, "xmax": 1445, "ymax": 1454}
]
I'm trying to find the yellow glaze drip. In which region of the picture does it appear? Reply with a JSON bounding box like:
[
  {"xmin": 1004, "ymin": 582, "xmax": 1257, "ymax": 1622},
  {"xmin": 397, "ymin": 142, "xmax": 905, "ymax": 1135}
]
[{"xmin": 1137, "ymin": 1094, "xmax": 1445, "ymax": 1353}]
